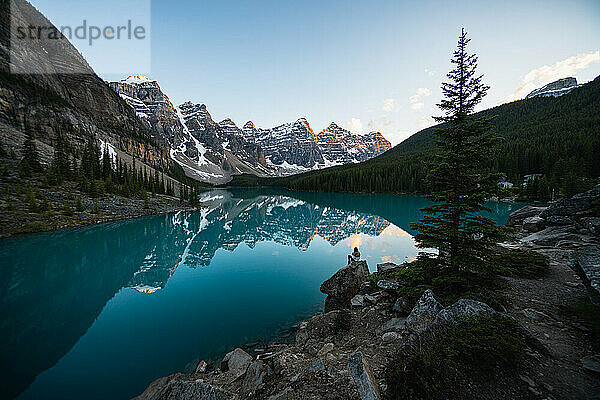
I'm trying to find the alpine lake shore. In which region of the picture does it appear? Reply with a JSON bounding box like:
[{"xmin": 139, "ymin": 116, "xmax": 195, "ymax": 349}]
[{"xmin": 132, "ymin": 185, "xmax": 600, "ymax": 400}]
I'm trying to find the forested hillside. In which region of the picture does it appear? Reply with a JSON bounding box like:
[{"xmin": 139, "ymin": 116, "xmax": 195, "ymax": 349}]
[{"xmin": 231, "ymin": 76, "xmax": 599, "ymax": 196}]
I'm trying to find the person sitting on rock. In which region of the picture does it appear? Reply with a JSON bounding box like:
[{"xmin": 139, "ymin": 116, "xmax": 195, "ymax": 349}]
[{"xmin": 347, "ymin": 247, "xmax": 361, "ymax": 265}]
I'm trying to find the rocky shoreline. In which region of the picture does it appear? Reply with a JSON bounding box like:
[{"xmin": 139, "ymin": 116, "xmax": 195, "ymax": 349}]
[
  {"xmin": 0, "ymin": 180, "xmax": 196, "ymax": 238},
  {"xmin": 134, "ymin": 186, "xmax": 600, "ymax": 400}
]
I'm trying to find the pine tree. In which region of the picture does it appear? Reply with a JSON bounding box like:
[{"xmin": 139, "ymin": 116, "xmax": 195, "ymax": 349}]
[
  {"xmin": 19, "ymin": 125, "xmax": 42, "ymax": 176},
  {"xmin": 411, "ymin": 29, "xmax": 506, "ymax": 272},
  {"xmin": 76, "ymin": 195, "xmax": 84, "ymax": 212}
]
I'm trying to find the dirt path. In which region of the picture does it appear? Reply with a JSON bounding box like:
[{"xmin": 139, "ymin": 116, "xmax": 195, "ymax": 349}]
[{"xmin": 502, "ymin": 247, "xmax": 600, "ymax": 399}]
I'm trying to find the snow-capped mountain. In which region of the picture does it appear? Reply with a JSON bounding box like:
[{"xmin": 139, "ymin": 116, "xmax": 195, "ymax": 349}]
[
  {"xmin": 109, "ymin": 76, "xmax": 392, "ymax": 183},
  {"xmin": 526, "ymin": 77, "xmax": 581, "ymax": 99}
]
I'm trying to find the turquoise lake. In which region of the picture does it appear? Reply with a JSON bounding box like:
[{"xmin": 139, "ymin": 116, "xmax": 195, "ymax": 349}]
[{"xmin": 0, "ymin": 190, "xmax": 523, "ymax": 399}]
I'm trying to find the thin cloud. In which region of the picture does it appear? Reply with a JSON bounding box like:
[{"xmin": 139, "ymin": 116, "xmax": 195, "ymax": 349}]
[
  {"xmin": 409, "ymin": 88, "xmax": 431, "ymax": 111},
  {"xmin": 509, "ymin": 51, "xmax": 600, "ymax": 101},
  {"xmin": 382, "ymin": 98, "xmax": 396, "ymax": 113},
  {"xmin": 425, "ymin": 68, "xmax": 435, "ymax": 77}
]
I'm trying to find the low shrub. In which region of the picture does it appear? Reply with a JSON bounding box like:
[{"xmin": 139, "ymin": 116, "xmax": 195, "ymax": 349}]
[
  {"xmin": 386, "ymin": 313, "xmax": 527, "ymax": 399},
  {"xmin": 492, "ymin": 249, "xmax": 549, "ymax": 279}
]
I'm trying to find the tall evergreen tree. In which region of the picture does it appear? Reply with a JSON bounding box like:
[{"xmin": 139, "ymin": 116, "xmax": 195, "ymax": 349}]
[
  {"xmin": 19, "ymin": 124, "xmax": 42, "ymax": 176},
  {"xmin": 411, "ymin": 29, "xmax": 506, "ymax": 272}
]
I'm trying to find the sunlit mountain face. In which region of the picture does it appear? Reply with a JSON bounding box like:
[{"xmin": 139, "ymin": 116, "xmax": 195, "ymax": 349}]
[{"xmin": 0, "ymin": 190, "xmax": 522, "ymax": 400}]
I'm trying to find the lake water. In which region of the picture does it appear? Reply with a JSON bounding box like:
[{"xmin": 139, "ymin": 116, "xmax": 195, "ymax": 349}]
[{"xmin": 0, "ymin": 190, "xmax": 523, "ymax": 400}]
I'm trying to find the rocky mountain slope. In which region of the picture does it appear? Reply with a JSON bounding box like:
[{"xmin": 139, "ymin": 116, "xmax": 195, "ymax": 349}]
[
  {"xmin": 526, "ymin": 77, "xmax": 581, "ymax": 99},
  {"xmin": 0, "ymin": 0, "xmax": 176, "ymax": 176},
  {"xmin": 108, "ymin": 76, "xmax": 392, "ymax": 183}
]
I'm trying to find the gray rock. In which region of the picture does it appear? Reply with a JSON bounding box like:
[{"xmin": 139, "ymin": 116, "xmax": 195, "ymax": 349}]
[
  {"xmin": 522, "ymin": 308, "xmax": 553, "ymax": 323},
  {"xmin": 377, "ymin": 280, "xmax": 399, "ymax": 291},
  {"xmin": 242, "ymin": 360, "xmax": 270, "ymax": 395},
  {"xmin": 321, "ymin": 261, "xmax": 370, "ymax": 311},
  {"xmin": 545, "ymin": 215, "xmax": 575, "ymax": 226},
  {"xmin": 317, "ymin": 342, "xmax": 334, "ymax": 357},
  {"xmin": 267, "ymin": 387, "xmax": 293, "ymax": 400},
  {"xmin": 195, "ymin": 360, "xmax": 208, "ymax": 374},
  {"xmin": 382, "ymin": 331, "xmax": 401, "ymax": 343},
  {"xmin": 134, "ymin": 374, "xmax": 233, "ymax": 400},
  {"xmin": 579, "ymin": 217, "xmax": 600, "ymax": 236},
  {"xmin": 220, "ymin": 348, "xmax": 252, "ymax": 381},
  {"xmin": 305, "ymin": 357, "xmax": 326, "ymax": 373},
  {"xmin": 581, "ymin": 355, "xmax": 600, "ymax": 374},
  {"xmin": 348, "ymin": 352, "xmax": 381, "ymax": 400},
  {"xmin": 521, "ymin": 225, "xmax": 580, "ymax": 247},
  {"xmin": 540, "ymin": 185, "xmax": 600, "ymax": 218},
  {"xmin": 523, "ymin": 216, "xmax": 546, "ymax": 232},
  {"xmin": 405, "ymin": 289, "xmax": 443, "ymax": 333},
  {"xmin": 379, "ymin": 317, "xmax": 407, "ymax": 333},
  {"xmin": 351, "ymin": 294, "xmax": 366, "ymax": 308},
  {"xmin": 376, "ymin": 262, "xmax": 400, "ymax": 273},
  {"xmin": 437, "ymin": 299, "xmax": 495, "ymax": 325},
  {"xmin": 392, "ymin": 297, "xmax": 411, "ymax": 316},
  {"xmin": 570, "ymin": 246, "xmax": 600, "ymax": 306},
  {"xmin": 507, "ymin": 206, "xmax": 547, "ymax": 226},
  {"xmin": 364, "ymin": 294, "xmax": 379, "ymax": 304}
]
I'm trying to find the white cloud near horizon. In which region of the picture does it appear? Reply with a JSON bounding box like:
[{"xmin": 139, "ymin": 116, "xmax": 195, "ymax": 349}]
[
  {"xmin": 409, "ymin": 87, "xmax": 432, "ymax": 111},
  {"xmin": 348, "ymin": 117, "xmax": 363, "ymax": 134},
  {"xmin": 508, "ymin": 51, "xmax": 600, "ymax": 101},
  {"xmin": 382, "ymin": 98, "xmax": 396, "ymax": 112}
]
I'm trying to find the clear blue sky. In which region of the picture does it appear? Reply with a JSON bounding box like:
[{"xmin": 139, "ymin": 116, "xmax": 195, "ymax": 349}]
[{"xmin": 33, "ymin": 0, "xmax": 600, "ymax": 144}]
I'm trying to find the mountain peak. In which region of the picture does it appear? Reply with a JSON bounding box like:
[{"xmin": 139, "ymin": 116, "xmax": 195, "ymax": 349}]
[
  {"xmin": 123, "ymin": 75, "xmax": 153, "ymax": 84},
  {"xmin": 526, "ymin": 77, "xmax": 580, "ymax": 99}
]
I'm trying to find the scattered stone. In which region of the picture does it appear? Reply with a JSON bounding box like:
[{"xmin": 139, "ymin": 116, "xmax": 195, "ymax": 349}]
[
  {"xmin": 437, "ymin": 299, "xmax": 495, "ymax": 325},
  {"xmin": 376, "ymin": 262, "xmax": 400, "ymax": 273},
  {"xmin": 376, "ymin": 279, "xmax": 399, "ymax": 291},
  {"xmin": 379, "ymin": 317, "xmax": 406, "ymax": 333},
  {"xmin": 392, "ymin": 296, "xmax": 411, "ymax": 316},
  {"xmin": 581, "ymin": 355, "xmax": 600, "ymax": 374},
  {"xmin": 220, "ymin": 348, "xmax": 252, "ymax": 381},
  {"xmin": 267, "ymin": 387, "xmax": 293, "ymax": 400},
  {"xmin": 405, "ymin": 289, "xmax": 443, "ymax": 333},
  {"xmin": 382, "ymin": 331, "xmax": 401, "ymax": 343},
  {"xmin": 305, "ymin": 357, "xmax": 326, "ymax": 373},
  {"xmin": 134, "ymin": 374, "xmax": 233, "ymax": 400},
  {"xmin": 364, "ymin": 294, "xmax": 378, "ymax": 304},
  {"xmin": 348, "ymin": 352, "xmax": 381, "ymax": 400},
  {"xmin": 317, "ymin": 342, "xmax": 334, "ymax": 357},
  {"xmin": 565, "ymin": 282, "xmax": 580, "ymax": 288},
  {"xmin": 195, "ymin": 360, "xmax": 208, "ymax": 374}
]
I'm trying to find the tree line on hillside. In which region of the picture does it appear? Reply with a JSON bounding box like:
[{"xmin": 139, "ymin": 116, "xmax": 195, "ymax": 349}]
[
  {"xmin": 268, "ymin": 76, "xmax": 600, "ymax": 200},
  {"xmin": 15, "ymin": 125, "xmax": 205, "ymax": 207}
]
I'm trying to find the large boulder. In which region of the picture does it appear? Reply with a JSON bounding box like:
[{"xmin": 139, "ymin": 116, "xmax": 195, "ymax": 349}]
[
  {"xmin": 522, "ymin": 216, "xmax": 546, "ymax": 232},
  {"xmin": 540, "ymin": 185, "xmax": 600, "ymax": 218},
  {"xmin": 579, "ymin": 217, "xmax": 600, "ymax": 236},
  {"xmin": 134, "ymin": 374, "xmax": 233, "ymax": 400},
  {"xmin": 521, "ymin": 225, "xmax": 581, "ymax": 247},
  {"xmin": 376, "ymin": 262, "xmax": 400, "ymax": 273},
  {"xmin": 220, "ymin": 348, "xmax": 253, "ymax": 381},
  {"xmin": 436, "ymin": 299, "xmax": 495, "ymax": 325},
  {"xmin": 320, "ymin": 260, "xmax": 369, "ymax": 311},
  {"xmin": 241, "ymin": 360, "xmax": 271, "ymax": 396},
  {"xmin": 348, "ymin": 352, "xmax": 381, "ymax": 400},
  {"xmin": 405, "ymin": 289, "xmax": 443, "ymax": 333},
  {"xmin": 507, "ymin": 206, "xmax": 546, "ymax": 227},
  {"xmin": 570, "ymin": 246, "xmax": 600, "ymax": 306}
]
